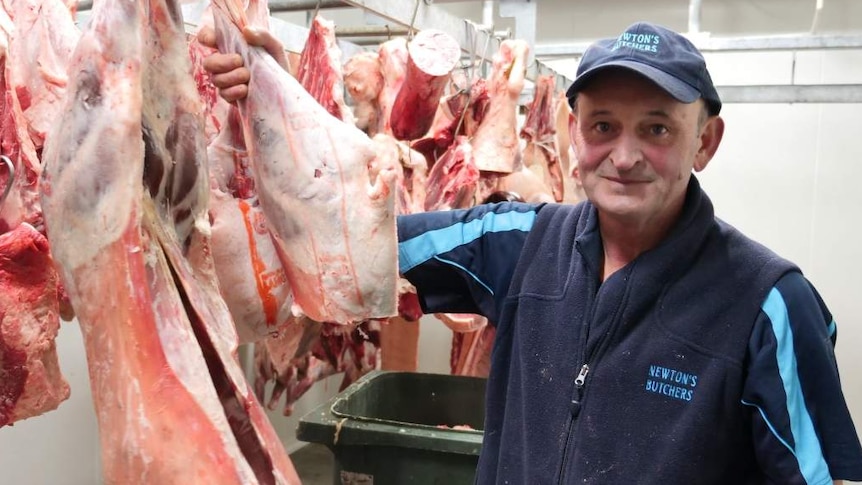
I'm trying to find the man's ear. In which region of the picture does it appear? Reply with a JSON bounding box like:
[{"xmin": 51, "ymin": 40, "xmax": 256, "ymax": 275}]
[
  {"xmin": 693, "ymin": 116, "xmax": 725, "ymax": 172},
  {"xmin": 568, "ymin": 111, "xmax": 578, "ymax": 147}
]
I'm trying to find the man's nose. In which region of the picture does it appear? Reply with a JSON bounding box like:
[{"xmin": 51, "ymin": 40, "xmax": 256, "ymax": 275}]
[{"xmin": 608, "ymin": 133, "xmax": 642, "ymax": 171}]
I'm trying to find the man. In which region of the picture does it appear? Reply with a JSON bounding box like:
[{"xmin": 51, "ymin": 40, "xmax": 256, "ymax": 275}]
[{"xmin": 202, "ymin": 21, "xmax": 862, "ymax": 484}]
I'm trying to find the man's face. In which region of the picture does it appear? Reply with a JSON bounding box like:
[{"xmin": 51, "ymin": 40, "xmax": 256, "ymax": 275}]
[{"xmin": 570, "ymin": 69, "xmax": 716, "ymax": 228}]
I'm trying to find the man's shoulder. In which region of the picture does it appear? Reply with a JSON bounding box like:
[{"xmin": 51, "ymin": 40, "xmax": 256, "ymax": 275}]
[{"xmin": 711, "ymin": 217, "xmax": 799, "ymax": 276}]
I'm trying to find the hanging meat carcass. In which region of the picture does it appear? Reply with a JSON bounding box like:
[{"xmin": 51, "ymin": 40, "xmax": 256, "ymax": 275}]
[
  {"xmin": 0, "ymin": 223, "xmax": 68, "ymax": 427},
  {"xmin": 424, "ymin": 136, "xmax": 479, "ymax": 211},
  {"xmin": 207, "ymin": 107, "xmax": 296, "ymax": 344},
  {"xmin": 411, "ymin": 74, "xmax": 490, "ymax": 164},
  {"xmin": 39, "ymin": 0, "xmax": 299, "ymax": 481},
  {"xmin": 244, "ymin": 12, "xmax": 405, "ymax": 410},
  {"xmin": 186, "ymin": 12, "xmax": 296, "ymax": 344},
  {"xmin": 471, "ymin": 39, "xmax": 529, "ymax": 174},
  {"xmin": 211, "ymin": 0, "xmax": 398, "ymax": 324},
  {"xmin": 376, "ymin": 37, "xmax": 408, "ymax": 136},
  {"xmin": 0, "ymin": 10, "xmax": 40, "ymax": 235},
  {"xmin": 295, "ymin": 14, "xmax": 354, "ymax": 124},
  {"xmin": 254, "ymin": 318, "xmax": 381, "ymax": 416},
  {"xmin": 389, "ymin": 29, "xmax": 460, "ymax": 141},
  {"xmin": 437, "ymin": 313, "xmax": 494, "ymax": 378},
  {"xmin": 0, "ymin": 0, "xmax": 75, "ymax": 428},
  {"xmin": 343, "ymin": 51, "xmax": 382, "ymax": 133},
  {"xmin": 520, "ymin": 75, "xmax": 564, "ymax": 202},
  {"xmin": 5, "ymin": 0, "xmax": 80, "ymax": 152}
]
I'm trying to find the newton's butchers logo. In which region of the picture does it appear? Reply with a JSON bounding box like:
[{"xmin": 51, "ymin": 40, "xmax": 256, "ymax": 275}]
[{"xmin": 645, "ymin": 364, "xmax": 698, "ymax": 402}]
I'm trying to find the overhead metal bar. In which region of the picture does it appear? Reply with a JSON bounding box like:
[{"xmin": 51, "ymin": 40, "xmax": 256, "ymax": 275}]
[
  {"xmin": 337, "ymin": 0, "xmax": 573, "ymax": 92},
  {"xmin": 268, "ymin": 0, "xmax": 348, "ymax": 11},
  {"xmin": 716, "ymin": 85, "xmax": 862, "ymax": 104},
  {"xmin": 335, "ymin": 25, "xmax": 410, "ymax": 37},
  {"xmin": 535, "ymin": 34, "xmax": 862, "ymax": 58}
]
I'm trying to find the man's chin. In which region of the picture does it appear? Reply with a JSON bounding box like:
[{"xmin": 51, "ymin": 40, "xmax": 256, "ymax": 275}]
[{"xmin": 590, "ymin": 193, "xmax": 648, "ymax": 219}]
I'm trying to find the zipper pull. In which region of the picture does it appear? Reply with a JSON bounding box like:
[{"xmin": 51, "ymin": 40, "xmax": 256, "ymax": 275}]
[
  {"xmin": 574, "ymin": 364, "xmax": 590, "ymax": 388},
  {"xmin": 570, "ymin": 364, "xmax": 590, "ymax": 417}
]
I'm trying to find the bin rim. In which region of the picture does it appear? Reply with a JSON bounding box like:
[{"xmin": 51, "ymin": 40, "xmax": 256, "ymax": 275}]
[{"xmin": 328, "ymin": 371, "xmax": 484, "ymax": 435}]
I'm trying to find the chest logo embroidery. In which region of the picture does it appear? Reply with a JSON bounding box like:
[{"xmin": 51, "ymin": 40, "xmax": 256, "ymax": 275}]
[{"xmin": 645, "ymin": 364, "xmax": 698, "ymax": 402}]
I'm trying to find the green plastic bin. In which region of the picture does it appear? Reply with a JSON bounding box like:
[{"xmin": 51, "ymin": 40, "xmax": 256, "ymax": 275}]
[{"xmin": 296, "ymin": 370, "xmax": 486, "ymax": 485}]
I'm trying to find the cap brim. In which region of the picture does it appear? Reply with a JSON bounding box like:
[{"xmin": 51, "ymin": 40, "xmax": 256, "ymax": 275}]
[{"xmin": 566, "ymin": 60, "xmax": 701, "ymax": 106}]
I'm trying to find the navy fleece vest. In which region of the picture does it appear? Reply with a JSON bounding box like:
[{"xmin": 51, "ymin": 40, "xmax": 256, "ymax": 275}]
[{"xmin": 480, "ymin": 181, "xmax": 798, "ymax": 484}]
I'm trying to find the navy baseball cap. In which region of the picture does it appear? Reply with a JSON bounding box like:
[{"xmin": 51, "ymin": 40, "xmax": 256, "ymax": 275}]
[{"xmin": 566, "ymin": 22, "xmax": 722, "ymax": 115}]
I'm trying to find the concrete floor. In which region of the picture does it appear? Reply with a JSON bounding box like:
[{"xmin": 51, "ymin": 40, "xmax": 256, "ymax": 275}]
[{"xmin": 291, "ymin": 443, "xmax": 335, "ymax": 485}]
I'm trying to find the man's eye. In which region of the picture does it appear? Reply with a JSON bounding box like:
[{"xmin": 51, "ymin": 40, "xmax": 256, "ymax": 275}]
[
  {"xmin": 594, "ymin": 122, "xmax": 611, "ymax": 133},
  {"xmin": 650, "ymin": 124, "xmax": 669, "ymax": 135}
]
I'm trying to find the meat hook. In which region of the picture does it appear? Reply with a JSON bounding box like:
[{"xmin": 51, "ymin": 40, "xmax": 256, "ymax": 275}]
[{"xmin": 0, "ymin": 155, "xmax": 14, "ymax": 210}]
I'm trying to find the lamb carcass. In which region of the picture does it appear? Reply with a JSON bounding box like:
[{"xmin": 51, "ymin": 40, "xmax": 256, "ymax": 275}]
[
  {"xmin": 0, "ymin": 9, "xmax": 40, "ymax": 234},
  {"xmin": 520, "ymin": 75, "xmax": 564, "ymax": 202},
  {"xmin": 424, "ymin": 136, "xmax": 479, "ymax": 211},
  {"xmin": 295, "ymin": 15, "xmax": 353, "ymax": 124},
  {"xmin": 5, "ymin": 0, "xmax": 80, "ymax": 151},
  {"xmin": 39, "ymin": 0, "xmax": 298, "ymax": 482},
  {"xmin": 212, "ymin": 0, "xmax": 398, "ymax": 324},
  {"xmin": 471, "ymin": 39, "xmax": 529, "ymax": 173},
  {"xmin": 207, "ymin": 106, "xmax": 296, "ymax": 344},
  {"xmin": 376, "ymin": 37, "xmax": 408, "ymax": 136}
]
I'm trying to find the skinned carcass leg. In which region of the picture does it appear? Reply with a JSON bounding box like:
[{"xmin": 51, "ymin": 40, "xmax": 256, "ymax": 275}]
[{"xmin": 39, "ymin": 0, "xmax": 299, "ymax": 482}]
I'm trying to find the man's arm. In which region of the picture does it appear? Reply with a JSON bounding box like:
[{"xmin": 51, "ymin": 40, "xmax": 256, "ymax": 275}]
[
  {"xmin": 742, "ymin": 272, "xmax": 862, "ymax": 483},
  {"xmin": 397, "ymin": 202, "xmax": 539, "ymax": 323}
]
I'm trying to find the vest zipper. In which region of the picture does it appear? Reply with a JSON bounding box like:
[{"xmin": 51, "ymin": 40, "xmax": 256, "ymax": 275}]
[{"xmin": 556, "ymin": 265, "xmax": 634, "ymax": 484}]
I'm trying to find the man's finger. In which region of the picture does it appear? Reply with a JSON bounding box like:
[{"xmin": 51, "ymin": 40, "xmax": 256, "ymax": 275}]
[
  {"xmin": 202, "ymin": 53, "xmax": 244, "ymax": 75},
  {"xmin": 219, "ymin": 85, "xmax": 249, "ymax": 104},
  {"xmin": 197, "ymin": 25, "xmax": 216, "ymax": 48},
  {"xmin": 211, "ymin": 67, "xmax": 251, "ymax": 90},
  {"xmin": 242, "ymin": 26, "xmax": 289, "ymax": 71}
]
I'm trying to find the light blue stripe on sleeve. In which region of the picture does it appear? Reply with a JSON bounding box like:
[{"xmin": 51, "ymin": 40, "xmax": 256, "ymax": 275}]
[
  {"xmin": 762, "ymin": 288, "xmax": 832, "ymax": 484},
  {"xmin": 398, "ymin": 209, "xmax": 537, "ymax": 273},
  {"xmin": 827, "ymin": 320, "xmax": 836, "ymax": 338}
]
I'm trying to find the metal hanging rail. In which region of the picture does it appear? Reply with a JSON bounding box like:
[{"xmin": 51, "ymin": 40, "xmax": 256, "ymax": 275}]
[
  {"xmin": 717, "ymin": 85, "xmax": 862, "ymax": 104},
  {"xmin": 534, "ymin": 33, "xmax": 862, "ymax": 58},
  {"xmin": 336, "ymin": 0, "xmax": 574, "ymax": 92}
]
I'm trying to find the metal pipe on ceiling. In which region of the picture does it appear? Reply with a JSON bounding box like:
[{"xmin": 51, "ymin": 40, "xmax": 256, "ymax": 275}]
[
  {"xmin": 534, "ymin": 34, "xmax": 862, "ymax": 58},
  {"xmin": 335, "ymin": 25, "xmax": 410, "ymax": 37},
  {"xmin": 688, "ymin": 0, "xmax": 702, "ymax": 34},
  {"xmin": 716, "ymin": 84, "xmax": 862, "ymax": 104},
  {"xmin": 77, "ymin": 0, "xmax": 348, "ymax": 12},
  {"xmin": 268, "ymin": 0, "xmax": 349, "ymax": 12}
]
